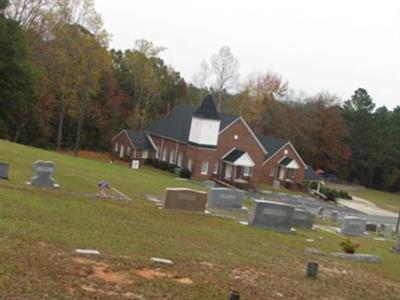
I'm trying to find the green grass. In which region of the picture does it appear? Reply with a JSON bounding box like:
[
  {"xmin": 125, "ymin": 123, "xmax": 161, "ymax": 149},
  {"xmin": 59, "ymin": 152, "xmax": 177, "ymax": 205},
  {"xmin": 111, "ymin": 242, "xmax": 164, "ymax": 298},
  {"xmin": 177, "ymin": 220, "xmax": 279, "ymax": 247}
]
[
  {"xmin": 351, "ymin": 189, "xmax": 400, "ymax": 213},
  {"xmin": 0, "ymin": 140, "xmax": 400, "ymax": 299}
]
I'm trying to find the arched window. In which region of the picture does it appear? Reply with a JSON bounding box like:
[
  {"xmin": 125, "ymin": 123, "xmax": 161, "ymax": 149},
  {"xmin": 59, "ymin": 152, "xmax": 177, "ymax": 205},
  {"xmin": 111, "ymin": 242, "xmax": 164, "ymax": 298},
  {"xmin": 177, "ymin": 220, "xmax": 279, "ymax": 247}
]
[
  {"xmin": 169, "ymin": 150, "xmax": 175, "ymax": 164},
  {"xmin": 162, "ymin": 148, "xmax": 167, "ymax": 161}
]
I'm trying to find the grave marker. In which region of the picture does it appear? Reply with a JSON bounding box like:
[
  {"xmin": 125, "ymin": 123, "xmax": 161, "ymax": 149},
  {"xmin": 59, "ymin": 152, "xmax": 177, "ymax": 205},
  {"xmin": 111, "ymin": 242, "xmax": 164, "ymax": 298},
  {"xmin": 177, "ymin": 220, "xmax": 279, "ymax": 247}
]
[
  {"xmin": 30, "ymin": 160, "xmax": 59, "ymax": 188},
  {"xmin": 293, "ymin": 209, "xmax": 315, "ymax": 229},
  {"xmin": 131, "ymin": 160, "xmax": 140, "ymax": 169},
  {"xmin": 0, "ymin": 163, "xmax": 9, "ymax": 180},
  {"xmin": 163, "ymin": 188, "xmax": 207, "ymax": 212},
  {"xmin": 380, "ymin": 224, "xmax": 392, "ymax": 239},
  {"xmin": 365, "ymin": 223, "xmax": 377, "ymax": 232},
  {"xmin": 207, "ymin": 188, "xmax": 244, "ymax": 209},
  {"xmin": 249, "ymin": 200, "xmax": 294, "ymax": 233},
  {"xmin": 341, "ymin": 216, "xmax": 366, "ymax": 236}
]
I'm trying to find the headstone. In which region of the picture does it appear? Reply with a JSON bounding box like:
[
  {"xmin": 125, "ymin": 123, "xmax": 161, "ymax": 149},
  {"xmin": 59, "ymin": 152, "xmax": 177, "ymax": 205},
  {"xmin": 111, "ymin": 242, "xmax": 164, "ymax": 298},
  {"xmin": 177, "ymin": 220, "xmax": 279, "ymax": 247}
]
[
  {"xmin": 330, "ymin": 210, "xmax": 338, "ymax": 223},
  {"xmin": 306, "ymin": 262, "xmax": 319, "ymax": 278},
  {"xmin": 131, "ymin": 160, "xmax": 140, "ymax": 169},
  {"xmin": 30, "ymin": 160, "xmax": 59, "ymax": 188},
  {"xmin": 249, "ymin": 200, "xmax": 294, "ymax": 233},
  {"xmin": 341, "ymin": 216, "xmax": 366, "ymax": 236},
  {"xmin": 380, "ymin": 224, "xmax": 392, "ymax": 239},
  {"xmin": 293, "ymin": 209, "xmax": 315, "ymax": 229},
  {"xmin": 163, "ymin": 188, "xmax": 207, "ymax": 212},
  {"xmin": 0, "ymin": 163, "xmax": 9, "ymax": 180},
  {"xmin": 207, "ymin": 188, "xmax": 244, "ymax": 209},
  {"xmin": 393, "ymin": 231, "xmax": 400, "ymax": 253},
  {"xmin": 365, "ymin": 223, "xmax": 378, "ymax": 232},
  {"xmin": 317, "ymin": 206, "xmax": 324, "ymax": 218},
  {"xmin": 273, "ymin": 180, "xmax": 280, "ymax": 189}
]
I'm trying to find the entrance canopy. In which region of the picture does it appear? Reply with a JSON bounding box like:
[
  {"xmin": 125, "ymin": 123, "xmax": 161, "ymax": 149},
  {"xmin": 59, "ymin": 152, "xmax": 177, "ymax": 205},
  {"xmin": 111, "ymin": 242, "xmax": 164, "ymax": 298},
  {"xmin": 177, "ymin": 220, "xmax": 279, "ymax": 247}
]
[
  {"xmin": 279, "ymin": 157, "xmax": 299, "ymax": 169},
  {"xmin": 222, "ymin": 149, "xmax": 255, "ymax": 167}
]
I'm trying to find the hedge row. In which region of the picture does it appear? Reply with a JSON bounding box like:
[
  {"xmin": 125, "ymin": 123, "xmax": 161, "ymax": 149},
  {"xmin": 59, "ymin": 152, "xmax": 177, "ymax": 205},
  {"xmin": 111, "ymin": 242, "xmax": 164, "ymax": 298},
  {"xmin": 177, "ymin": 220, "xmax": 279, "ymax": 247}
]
[{"xmin": 144, "ymin": 158, "xmax": 191, "ymax": 179}]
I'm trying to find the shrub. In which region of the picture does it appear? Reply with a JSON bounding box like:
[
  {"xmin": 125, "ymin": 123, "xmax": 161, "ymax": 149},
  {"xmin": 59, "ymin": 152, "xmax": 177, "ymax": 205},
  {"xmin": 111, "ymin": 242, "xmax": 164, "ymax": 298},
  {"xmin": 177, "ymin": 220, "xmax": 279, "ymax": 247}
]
[
  {"xmin": 160, "ymin": 161, "xmax": 169, "ymax": 170},
  {"xmin": 145, "ymin": 158, "xmax": 154, "ymax": 166},
  {"xmin": 339, "ymin": 190, "xmax": 352, "ymax": 200},
  {"xmin": 340, "ymin": 239, "xmax": 360, "ymax": 254},
  {"xmin": 168, "ymin": 164, "xmax": 176, "ymax": 173},
  {"xmin": 179, "ymin": 167, "xmax": 191, "ymax": 179},
  {"xmin": 153, "ymin": 159, "xmax": 160, "ymax": 168}
]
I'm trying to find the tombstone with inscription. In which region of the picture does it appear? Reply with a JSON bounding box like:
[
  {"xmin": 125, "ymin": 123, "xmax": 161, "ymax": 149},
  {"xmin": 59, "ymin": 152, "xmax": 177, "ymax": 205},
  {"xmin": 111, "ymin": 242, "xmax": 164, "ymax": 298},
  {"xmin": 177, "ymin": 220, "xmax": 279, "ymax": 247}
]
[
  {"xmin": 341, "ymin": 216, "xmax": 366, "ymax": 236},
  {"xmin": 0, "ymin": 163, "xmax": 9, "ymax": 180},
  {"xmin": 207, "ymin": 188, "xmax": 244, "ymax": 209},
  {"xmin": 293, "ymin": 208, "xmax": 315, "ymax": 229},
  {"xmin": 163, "ymin": 188, "xmax": 207, "ymax": 212},
  {"xmin": 30, "ymin": 160, "xmax": 59, "ymax": 188},
  {"xmin": 249, "ymin": 200, "xmax": 294, "ymax": 233}
]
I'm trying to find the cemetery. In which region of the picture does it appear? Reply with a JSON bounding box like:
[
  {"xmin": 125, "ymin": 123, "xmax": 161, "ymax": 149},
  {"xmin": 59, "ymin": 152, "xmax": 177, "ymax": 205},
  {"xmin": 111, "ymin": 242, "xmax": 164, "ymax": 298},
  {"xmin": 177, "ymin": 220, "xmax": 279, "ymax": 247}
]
[{"xmin": 0, "ymin": 140, "xmax": 399, "ymax": 299}]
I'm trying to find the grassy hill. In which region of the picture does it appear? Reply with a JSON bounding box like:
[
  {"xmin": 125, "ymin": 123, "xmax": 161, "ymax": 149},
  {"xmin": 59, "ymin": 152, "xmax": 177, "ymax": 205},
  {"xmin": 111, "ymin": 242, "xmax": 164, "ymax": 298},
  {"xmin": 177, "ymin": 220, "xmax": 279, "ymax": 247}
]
[{"xmin": 0, "ymin": 140, "xmax": 399, "ymax": 299}]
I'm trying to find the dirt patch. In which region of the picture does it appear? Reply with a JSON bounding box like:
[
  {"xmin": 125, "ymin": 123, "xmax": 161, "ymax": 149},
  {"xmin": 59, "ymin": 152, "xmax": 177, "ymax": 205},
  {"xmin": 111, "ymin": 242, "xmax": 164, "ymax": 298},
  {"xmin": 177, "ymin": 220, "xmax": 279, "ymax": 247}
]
[
  {"xmin": 132, "ymin": 268, "xmax": 193, "ymax": 285},
  {"xmin": 72, "ymin": 256, "xmax": 132, "ymax": 285},
  {"xmin": 91, "ymin": 264, "xmax": 133, "ymax": 284},
  {"xmin": 132, "ymin": 268, "xmax": 167, "ymax": 280},
  {"xmin": 80, "ymin": 285, "xmax": 144, "ymax": 299}
]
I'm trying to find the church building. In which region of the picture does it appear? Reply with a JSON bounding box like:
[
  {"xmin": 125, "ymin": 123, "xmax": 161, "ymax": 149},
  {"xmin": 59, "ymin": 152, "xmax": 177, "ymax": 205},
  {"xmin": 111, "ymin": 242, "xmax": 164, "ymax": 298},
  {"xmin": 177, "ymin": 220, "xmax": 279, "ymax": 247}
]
[{"xmin": 111, "ymin": 95, "xmax": 311, "ymax": 190}]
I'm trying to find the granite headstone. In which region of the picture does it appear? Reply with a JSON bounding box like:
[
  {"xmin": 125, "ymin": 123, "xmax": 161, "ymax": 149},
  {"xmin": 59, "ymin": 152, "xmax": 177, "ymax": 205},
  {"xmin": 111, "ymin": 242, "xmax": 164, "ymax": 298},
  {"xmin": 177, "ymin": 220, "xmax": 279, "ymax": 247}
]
[
  {"xmin": 380, "ymin": 224, "xmax": 392, "ymax": 239},
  {"xmin": 393, "ymin": 231, "xmax": 400, "ymax": 253},
  {"xmin": 249, "ymin": 200, "xmax": 294, "ymax": 233},
  {"xmin": 207, "ymin": 188, "xmax": 244, "ymax": 209},
  {"xmin": 293, "ymin": 209, "xmax": 315, "ymax": 229},
  {"xmin": 330, "ymin": 210, "xmax": 338, "ymax": 223},
  {"xmin": 30, "ymin": 160, "xmax": 59, "ymax": 188},
  {"xmin": 365, "ymin": 223, "xmax": 378, "ymax": 232},
  {"xmin": 0, "ymin": 163, "xmax": 9, "ymax": 180},
  {"xmin": 341, "ymin": 216, "xmax": 366, "ymax": 236},
  {"xmin": 163, "ymin": 188, "xmax": 207, "ymax": 212}
]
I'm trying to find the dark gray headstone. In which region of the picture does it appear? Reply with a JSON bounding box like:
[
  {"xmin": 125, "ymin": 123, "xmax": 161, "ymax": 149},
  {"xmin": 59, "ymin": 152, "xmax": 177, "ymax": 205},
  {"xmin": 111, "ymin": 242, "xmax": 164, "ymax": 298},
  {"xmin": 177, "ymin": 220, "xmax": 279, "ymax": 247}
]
[
  {"xmin": 30, "ymin": 160, "xmax": 58, "ymax": 188},
  {"xmin": 207, "ymin": 188, "xmax": 244, "ymax": 209},
  {"xmin": 0, "ymin": 163, "xmax": 9, "ymax": 180},
  {"xmin": 341, "ymin": 216, "xmax": 366, "ymax": 236},
  {"xmin": 249, "ymin": 200, "xmax": 294, "ymax": 233},
  {"xmin": 365, "ymin": 223, "xmax": 377, "ymax": 232},
  {"xmin": 293, "ymin": 209, "xmax": 315, "ymax": 229}
]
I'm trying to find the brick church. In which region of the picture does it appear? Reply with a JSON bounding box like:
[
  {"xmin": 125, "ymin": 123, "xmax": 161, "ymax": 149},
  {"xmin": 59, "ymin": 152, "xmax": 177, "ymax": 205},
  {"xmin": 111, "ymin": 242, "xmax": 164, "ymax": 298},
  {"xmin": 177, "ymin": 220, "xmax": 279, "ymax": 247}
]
[{"xmin": 111, "ymin": 95, "xmax": 313, "ymax": 189}]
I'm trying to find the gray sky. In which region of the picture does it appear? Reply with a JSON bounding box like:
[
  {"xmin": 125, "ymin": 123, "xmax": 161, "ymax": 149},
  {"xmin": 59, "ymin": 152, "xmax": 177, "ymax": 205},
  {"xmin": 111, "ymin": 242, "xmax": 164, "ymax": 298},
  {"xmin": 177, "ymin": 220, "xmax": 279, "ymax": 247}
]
[{"xmin": 95, "ymin": 0, "xmax": 400, "ymax": 108}]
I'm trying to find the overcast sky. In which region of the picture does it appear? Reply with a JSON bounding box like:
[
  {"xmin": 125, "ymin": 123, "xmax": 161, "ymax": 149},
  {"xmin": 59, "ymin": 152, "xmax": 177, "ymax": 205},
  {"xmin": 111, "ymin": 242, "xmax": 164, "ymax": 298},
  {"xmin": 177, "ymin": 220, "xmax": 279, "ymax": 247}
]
[{"xmin": 95, "ymin": 0, "xmax": 399, "ymax": 109}]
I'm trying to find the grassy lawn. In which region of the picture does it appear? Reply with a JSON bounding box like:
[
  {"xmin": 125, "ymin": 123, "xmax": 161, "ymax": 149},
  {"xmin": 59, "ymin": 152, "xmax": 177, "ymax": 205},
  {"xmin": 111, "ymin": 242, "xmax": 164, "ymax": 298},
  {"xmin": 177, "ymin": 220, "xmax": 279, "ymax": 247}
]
[
  {"xmin": 351, "ymin": 189, "xmax": 400, "ymax": 213},
  {"xmin": 0, "ymin": 140, "xmax": 400, "ymax": 299}
]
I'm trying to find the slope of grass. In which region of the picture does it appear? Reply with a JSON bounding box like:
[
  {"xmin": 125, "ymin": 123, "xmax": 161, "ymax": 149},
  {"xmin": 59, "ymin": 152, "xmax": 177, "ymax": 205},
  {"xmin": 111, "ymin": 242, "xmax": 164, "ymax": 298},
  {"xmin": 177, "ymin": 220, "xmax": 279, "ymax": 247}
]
[
  {"xmin": 351, "ymin": 189, "xmax": 400, "ymax": 213},
  {"xmin": 0, "ymin": 140, "xmax": 400, "ymax": 299}
]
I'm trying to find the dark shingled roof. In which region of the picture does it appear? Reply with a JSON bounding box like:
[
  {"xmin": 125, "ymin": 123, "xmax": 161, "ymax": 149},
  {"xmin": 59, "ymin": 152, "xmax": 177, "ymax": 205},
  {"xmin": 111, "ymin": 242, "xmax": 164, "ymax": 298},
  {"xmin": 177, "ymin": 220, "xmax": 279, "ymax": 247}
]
[
  {"xmin": 223, "ymin": 149, "xmax": 245, "ymax": 163},
  {"xmin": 193, "ymin": 95, "xmax": 221, "ymax": 120},
  {"xmin": 257, "ymin": 135, "xmax": 288, "ymax": 157},
  {"xmin": 126, "ymin": 130, "xmax": 154, "ymax": 150},
  {"xmin": 147, "ymin": 105, "xmax": 239, "ymax": 143},
  {"xmin": 279, "ymin": 157, "xmax": 293, "ymax": 166},
  {"xmin": 304, "ymin": 165, "xmax": 323, "ymax": 181}
]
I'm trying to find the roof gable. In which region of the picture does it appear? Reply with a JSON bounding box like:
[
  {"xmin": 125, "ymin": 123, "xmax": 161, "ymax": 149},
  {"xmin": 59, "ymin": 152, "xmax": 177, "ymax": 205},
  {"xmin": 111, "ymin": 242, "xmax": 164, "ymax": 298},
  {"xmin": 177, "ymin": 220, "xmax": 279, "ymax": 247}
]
[{"xmin": 125, "ymin": 130, "xmax": 154, "ymax": 150}]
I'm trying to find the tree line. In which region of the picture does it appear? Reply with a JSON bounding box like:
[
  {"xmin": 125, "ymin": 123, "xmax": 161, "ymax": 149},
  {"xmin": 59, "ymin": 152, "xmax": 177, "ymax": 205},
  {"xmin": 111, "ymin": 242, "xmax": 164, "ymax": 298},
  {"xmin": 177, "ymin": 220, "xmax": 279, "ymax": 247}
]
[{"xmin": 0, "ymin": 0, "xmax": 399, "ymax": 191}]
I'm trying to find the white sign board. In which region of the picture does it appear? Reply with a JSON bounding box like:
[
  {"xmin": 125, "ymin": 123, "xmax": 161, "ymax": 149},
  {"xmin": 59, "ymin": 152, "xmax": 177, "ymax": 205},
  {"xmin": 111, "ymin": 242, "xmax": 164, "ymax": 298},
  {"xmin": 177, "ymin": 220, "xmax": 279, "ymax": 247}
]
[{"xmin": 131, "ymin": 160, "xmax": 140, "ymax": 170}]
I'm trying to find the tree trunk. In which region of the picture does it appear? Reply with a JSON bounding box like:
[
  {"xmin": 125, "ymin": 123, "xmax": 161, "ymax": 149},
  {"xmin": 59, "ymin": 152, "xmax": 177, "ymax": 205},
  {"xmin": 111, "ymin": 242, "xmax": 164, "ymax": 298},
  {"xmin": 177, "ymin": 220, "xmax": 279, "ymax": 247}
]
[
  {"xmin": 73, "ymin": 106, "xmax": 85, "ymax": 157},
  {"xmin": 368, "ymin": 166, "xmax": 376, "ymax": 188},
  {"xmin": 56, "ymin": 103, "xmax": 66, "ymax": 151}
]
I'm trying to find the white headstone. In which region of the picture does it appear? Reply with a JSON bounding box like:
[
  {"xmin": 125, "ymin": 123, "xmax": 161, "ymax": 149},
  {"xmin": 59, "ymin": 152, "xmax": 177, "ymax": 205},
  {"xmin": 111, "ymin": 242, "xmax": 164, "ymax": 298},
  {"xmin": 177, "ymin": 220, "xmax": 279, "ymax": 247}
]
[
  {"xmin": 341, "ymin": 216, "xmax": 366, "ymax": 236},
  {"xmin": 131, "ymin": 160, "xmax": 140, "ymax": 169}
]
